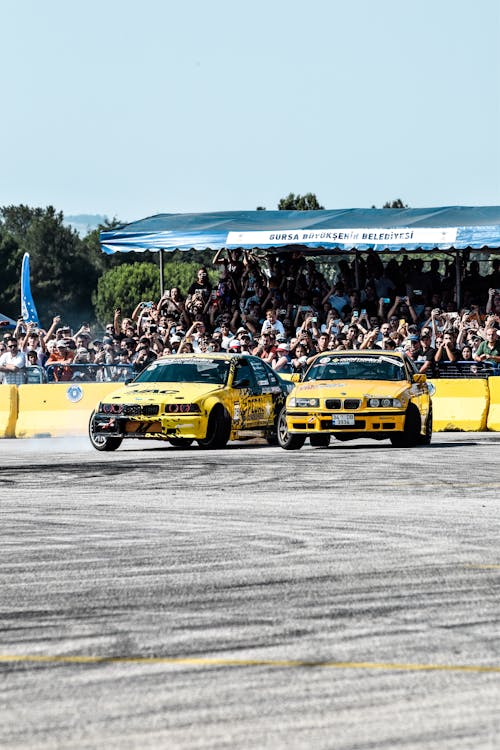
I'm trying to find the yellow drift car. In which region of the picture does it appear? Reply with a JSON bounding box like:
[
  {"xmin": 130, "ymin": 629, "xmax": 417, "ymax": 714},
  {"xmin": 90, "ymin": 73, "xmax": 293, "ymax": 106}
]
[
  {"xmin": 89, "ymin": 353, "xmax": 293, "ymax": 451},
  {"xmin": 278, "ymin": 350, "xmax": 433, "ymax": 450}
]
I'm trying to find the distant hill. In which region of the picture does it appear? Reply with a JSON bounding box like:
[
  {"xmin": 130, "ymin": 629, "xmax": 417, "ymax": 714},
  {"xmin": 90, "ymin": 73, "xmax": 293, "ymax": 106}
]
[{"xmin": 64, "ymin": 214, "xmax": 108, "ymax": 237}]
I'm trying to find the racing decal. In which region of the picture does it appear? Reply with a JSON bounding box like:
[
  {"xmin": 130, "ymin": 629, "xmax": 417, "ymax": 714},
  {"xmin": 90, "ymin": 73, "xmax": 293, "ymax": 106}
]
[
  {"xmin": 233, "ymin": 402, "xmax": 241, "ymax": 422},
  {"xmin": 66, "ymin": 385, "xmax": 83, "ymax": 403}
]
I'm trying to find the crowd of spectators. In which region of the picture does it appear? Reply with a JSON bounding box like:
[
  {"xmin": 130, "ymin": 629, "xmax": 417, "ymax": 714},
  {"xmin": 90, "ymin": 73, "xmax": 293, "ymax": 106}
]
[{"xmin": 1, "ymin": 250, "xmax": 500, "ymax": 384}]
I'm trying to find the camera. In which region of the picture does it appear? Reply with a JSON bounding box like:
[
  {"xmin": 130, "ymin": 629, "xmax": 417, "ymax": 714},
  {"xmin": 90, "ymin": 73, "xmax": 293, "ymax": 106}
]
[
  {"xmin": 143, "ymin": 301, "xmax": 153, "ymax": 308},
  {"xmin": 311, "ymin": 316, "xmax": 317, "ymax": 323}
]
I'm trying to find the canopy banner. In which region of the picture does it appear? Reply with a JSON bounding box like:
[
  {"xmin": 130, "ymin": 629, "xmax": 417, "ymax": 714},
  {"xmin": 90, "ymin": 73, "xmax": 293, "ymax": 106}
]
[
  {"xmin": 100, "ymin": 206, "xmax": 500, "ymax": 255},
  {"xmin": 226, "ymin": 226, "xmax": 459, "ymax": 249}
]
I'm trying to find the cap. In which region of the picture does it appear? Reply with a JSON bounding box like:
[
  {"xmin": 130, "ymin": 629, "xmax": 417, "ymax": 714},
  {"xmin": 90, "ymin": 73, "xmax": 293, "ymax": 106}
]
[
  {"xmin": 76, "ymin": 347, "xmax": 89, "ymax": 355},
  {"xmin": 236, "ymin": 327, "xmax": 247, "ymax": 333},
  {"xmin": 277, "ymin": 343, "xmax": 290, "ymax": 351},
  {"xmin": 170, "ymin": 335, "xmax": 181, "ymax": 343},
  {"xmin": 229, "ymin": 339, "xmax": 242, "ymax": 349},
  {"xmin": 56, "ymin": 339, "xmax": 67, "ymax": 348}
]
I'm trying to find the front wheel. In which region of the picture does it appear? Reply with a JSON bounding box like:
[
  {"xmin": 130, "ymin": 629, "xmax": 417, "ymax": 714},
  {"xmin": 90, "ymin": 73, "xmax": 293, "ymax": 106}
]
[
  {"xmin": 89, "ymin": 411, "xmax": 122, "ymax": 452},
  {"xmin": 277, "ymin": 408, "xmax": 305, "ymax": 451},
  {"xmin": 197, "ymin": 406, "xmax": 231, "ymax": 449},
  {"xmin": 390, "ymin": 404, "xmax": 421, "ymax": 448}
]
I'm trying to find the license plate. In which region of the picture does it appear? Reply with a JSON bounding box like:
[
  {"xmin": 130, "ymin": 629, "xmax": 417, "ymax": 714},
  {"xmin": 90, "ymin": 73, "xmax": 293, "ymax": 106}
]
[{"xmin": 331, "ymin": 414, "xmax": 355, "ymax": 426}]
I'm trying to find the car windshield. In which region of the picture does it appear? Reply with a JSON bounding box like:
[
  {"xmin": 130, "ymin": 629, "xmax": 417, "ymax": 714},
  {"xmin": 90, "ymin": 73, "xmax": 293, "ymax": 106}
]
[
  {"xmin": 133, "ymin": 357, "xmax": 230, "ymax": 385},
  {"xmin": 304, "ymin": 355, "xmax": 406, "ymax": 382}
]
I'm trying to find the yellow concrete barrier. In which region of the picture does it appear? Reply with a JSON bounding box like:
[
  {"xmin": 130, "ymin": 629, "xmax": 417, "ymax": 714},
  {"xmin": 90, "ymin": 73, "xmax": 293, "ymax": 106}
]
[
  {"xmin": 0, "ymin": 386, "xmax": 18, "ymax": 438},
  {"xmin": 430, "ymin": 378, "xmax": 490, "ymax": 432},
  {"xmin": 486, "ymin": 376, "xmax": 500, "ymax": 431},
  {"xmin": 15, "ymin": 383, "xmax": 122, "ymax": 438}
]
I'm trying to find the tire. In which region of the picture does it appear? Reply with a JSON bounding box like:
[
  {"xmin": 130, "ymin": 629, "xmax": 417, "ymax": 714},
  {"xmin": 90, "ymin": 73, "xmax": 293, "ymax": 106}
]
[
  {"xmin": 276, "ymin": 407, "xmax": 306, "ymax": 451},
  {"xmin": 167, "ymin": 437, "xmax": 194, "ymax": 448},
  {"xmin": 89, "ymin": 411, "xmax": 122, "ymax": 452},
  {"xmin": 197, "ymin": 406, "xmax": 231, "ymax": 449},
  {"xmin": 418, "ymin": 405, "xmax": 433, "ymax": 446},
  {"xmin": 310, "ymin": 434, "xmax": 331, "ymax": 447},
  {"xmin": 390, "ymin": 404, "xmax": 421, "ymax": 448}
]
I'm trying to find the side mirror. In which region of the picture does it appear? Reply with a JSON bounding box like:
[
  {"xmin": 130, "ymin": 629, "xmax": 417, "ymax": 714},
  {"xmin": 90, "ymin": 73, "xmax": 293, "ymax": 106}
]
[
  {"xmin": 124, "ymin": 378, "xmax": 133, "ymax": 385},
  {"xmin": 412, "ymin": 373, "xmax": 427, "ymax": 384}
]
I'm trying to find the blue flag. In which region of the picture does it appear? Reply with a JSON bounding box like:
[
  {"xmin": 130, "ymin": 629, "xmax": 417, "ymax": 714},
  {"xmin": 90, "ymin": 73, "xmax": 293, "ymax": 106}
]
[{"xmin": 21, "ymin": 253, "xmax": 40, "ymax": 326}]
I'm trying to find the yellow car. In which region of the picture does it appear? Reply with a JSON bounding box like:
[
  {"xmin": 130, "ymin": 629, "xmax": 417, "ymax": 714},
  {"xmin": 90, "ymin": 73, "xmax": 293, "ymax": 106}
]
[
  {"xmin": 89, "ymin": 353, "xmax": 293, "ymax": 451},
  {"xmin": 278, "ymin": 349, "xmax": 433, "ymax": 450}
]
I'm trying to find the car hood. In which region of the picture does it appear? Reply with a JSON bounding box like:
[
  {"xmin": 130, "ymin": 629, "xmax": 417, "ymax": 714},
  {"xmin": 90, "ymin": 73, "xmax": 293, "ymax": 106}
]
[
  {"xmin": 102, "ymin": 382, "xmax": 224, "ymax": 404},
  {"xmin": 294, "ymin": 379, "xmax": 407, "ymax": 399}
]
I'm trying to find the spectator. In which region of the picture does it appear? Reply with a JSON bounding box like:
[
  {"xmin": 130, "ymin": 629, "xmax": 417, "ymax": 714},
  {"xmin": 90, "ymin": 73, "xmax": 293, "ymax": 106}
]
[
  {"xmin": 0, "ymin": 339, "xmax": 26, "ymax": 385},
  {"xmin": 435, "ymin": 331, "xmax": 459, "ymax": 367},
  {"xmin": 45, "ymin": 339, "xmax": 75, "ymax": 381},
  {"xmin": 473, "ymin": 327, "xmax": 500, "ymax": 367},
  {"xmin": 413, "ymin": 332, "xmax": 437, "ymax": 377}
]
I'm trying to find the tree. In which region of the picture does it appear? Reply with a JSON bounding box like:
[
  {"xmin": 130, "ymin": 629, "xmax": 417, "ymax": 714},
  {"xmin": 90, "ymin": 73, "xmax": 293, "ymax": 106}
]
[
  {"xmin": 278, "ymin": 193, "xmax": 324, "ymax": 211},
  {"xmin": 0, "ymin": 204, "xmax": 98, "ymax": 328},
  {"xmin": 382, "ymin": 199, "xmax": 409, "ymax": 209},
  {"xmin": 93, "ymin": 263, "xmax": 161, "ymax": 325}
]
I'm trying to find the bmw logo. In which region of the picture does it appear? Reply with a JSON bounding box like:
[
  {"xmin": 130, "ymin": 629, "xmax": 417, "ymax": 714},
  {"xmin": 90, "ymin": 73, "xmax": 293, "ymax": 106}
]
[{"xmin": 67, "ymin": 385, "xmax": 83, "ymax": 403}]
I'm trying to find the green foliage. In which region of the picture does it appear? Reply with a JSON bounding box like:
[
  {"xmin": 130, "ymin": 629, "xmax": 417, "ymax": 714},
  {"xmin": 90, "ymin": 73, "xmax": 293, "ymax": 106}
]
[
  {"xmin": 93, "ymin": 262, "xmax": 161, "ymax": 324},
  {"xmin": 0, "ymin": 204, "xmax": 98, "ymax": 328},
  {"xmin": 278, "ymin": 193, "xmax": 324, "ymax": 210}
]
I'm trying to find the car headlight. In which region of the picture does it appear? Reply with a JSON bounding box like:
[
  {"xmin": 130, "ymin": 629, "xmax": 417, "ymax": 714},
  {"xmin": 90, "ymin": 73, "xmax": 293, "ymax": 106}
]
[
  {"xmin": 288, "ymin": 397, "xmax": 320, "ymax": 408},
  {"xmin": 164, "ymin": 403, "xmax": 201, "ymax": 414},
  {"xmin": 367, "ymin": 397, "xmax": 402, "ymax": 408},
  {"xmin": 99, "ymin": 402, "xmax": 123, "ymax": 414}
]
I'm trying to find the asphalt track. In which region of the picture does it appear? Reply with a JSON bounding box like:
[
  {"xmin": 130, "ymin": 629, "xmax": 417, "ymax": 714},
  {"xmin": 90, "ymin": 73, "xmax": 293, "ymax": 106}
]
[{"xmin": 1, "ymin": 433, "xmax": 500, "ymax": 750}]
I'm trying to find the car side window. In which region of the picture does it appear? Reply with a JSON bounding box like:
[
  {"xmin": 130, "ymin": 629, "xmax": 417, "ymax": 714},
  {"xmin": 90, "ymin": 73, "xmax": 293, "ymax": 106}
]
[
  {"xmin": 249, "ymin": 358, "xmax": 273, "ymax": 388},
  {"xmin": 233, "ymin": 361, "xmax": 255, "ymax": 389}
]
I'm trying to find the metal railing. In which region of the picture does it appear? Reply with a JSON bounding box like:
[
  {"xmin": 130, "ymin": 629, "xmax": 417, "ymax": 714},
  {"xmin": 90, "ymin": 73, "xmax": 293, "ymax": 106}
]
[{"xmin": 21, "ymin": 364, "xmax": 135, "ymax": 384}]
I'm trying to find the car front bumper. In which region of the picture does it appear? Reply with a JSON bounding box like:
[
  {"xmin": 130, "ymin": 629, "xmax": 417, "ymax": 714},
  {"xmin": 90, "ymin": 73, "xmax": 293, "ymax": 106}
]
[
  {"xmin": 286, "ymin": 410, "xmax": 407, "ymax": 434},
  {"xmin": 92, "ymin": 412, "xmax": 209, "ymax": 441}
]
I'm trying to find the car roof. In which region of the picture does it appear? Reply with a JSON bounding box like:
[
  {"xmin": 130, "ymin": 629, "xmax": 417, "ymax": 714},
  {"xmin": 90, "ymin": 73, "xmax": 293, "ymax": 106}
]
[
  {"xmin": 309, "ymin": 349, "xmax": 405, "ymax": 361},
  {"xmin": 155, "ymin": 352, "xmax": 255, "ymax": 363}
]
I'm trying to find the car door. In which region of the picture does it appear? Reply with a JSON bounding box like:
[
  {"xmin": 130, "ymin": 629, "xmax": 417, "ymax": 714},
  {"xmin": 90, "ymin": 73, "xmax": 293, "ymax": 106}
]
[
  {"xmin": 247, "ymin": 358, "xmax": 278, "ymax": 428},
  {"xmin": 232, "ymin": 359, "xmax": 264, "ymax": 429}
]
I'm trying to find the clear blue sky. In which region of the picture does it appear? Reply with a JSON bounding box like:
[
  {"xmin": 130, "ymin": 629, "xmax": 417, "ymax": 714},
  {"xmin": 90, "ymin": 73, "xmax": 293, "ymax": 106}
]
[{"xmin": 1, "ymin": 0, "xmax": 499, "ymax": 223}]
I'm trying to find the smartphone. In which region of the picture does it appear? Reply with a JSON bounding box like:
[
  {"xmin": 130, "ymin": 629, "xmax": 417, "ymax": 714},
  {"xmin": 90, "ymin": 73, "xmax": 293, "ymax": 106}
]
[
  {"xmin": 211, "ymin": 291, "xmax": 217, "ymax": 299},
  {"xmin": 144, "ymin": 302, "xmax": 153, "ymax": 308},
  {"xmin": 413, "ymin": 290, "xmax": 422, "ymax": 295},
  {"xmin": 361, "ymin": 309, "xmax": 366, "ymax": 315},
  {"xmin": 399, "ymin": 319, "xmax": 406, "ymax": 326},
  {"xmin": 353, "ymin": 311, "xmax": 359, "ymax": 318},
  {"xmin": 382, "ymin": 298, "xmax": 390, "ymax": 304},
  {"xmin": 164, "ymin": 290, "xmax": 170, "ymax": 297}
]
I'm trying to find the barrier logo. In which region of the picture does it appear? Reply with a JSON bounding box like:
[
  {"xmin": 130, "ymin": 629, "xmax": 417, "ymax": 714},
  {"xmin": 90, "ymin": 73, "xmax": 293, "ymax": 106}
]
[{"xmin": 67, "ymin": 385, "xmax": 83, "ymax": 403}]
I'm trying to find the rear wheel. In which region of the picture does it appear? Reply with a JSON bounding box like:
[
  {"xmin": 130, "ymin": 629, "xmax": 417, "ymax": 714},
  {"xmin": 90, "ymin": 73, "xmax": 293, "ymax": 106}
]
[
  {"xmin": 89, "ymin": 411, "xmax": 122, "ymax": 452},
  {"xmin": 390, "ymin": 404, "xmax": 421, "ymax": 448},
  {"xmin": 310, "ymin": 434, "xmax": 331, "ymax": 447},
  {"xmin": 197, "ymin": 406, "xmax": 231, "ymax": 449},
  {"xmin": 277, "ymin": 408, "xmax": 305, "ymax": 451},
  {"xmin": 167, "ymin": 437, "xmax": 194, "ymax": 448}
]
